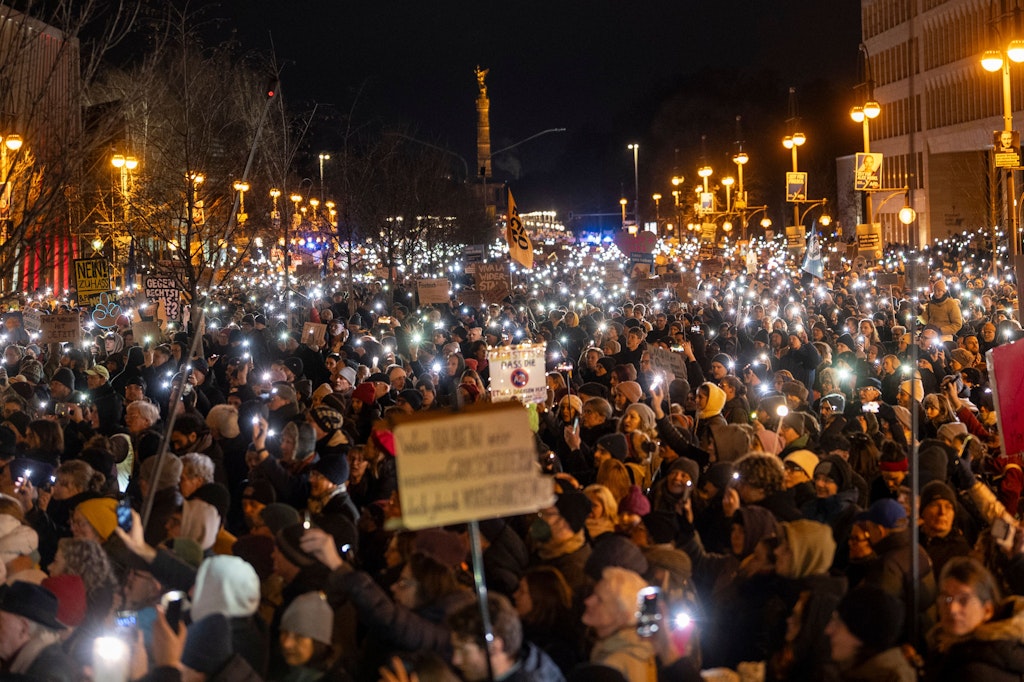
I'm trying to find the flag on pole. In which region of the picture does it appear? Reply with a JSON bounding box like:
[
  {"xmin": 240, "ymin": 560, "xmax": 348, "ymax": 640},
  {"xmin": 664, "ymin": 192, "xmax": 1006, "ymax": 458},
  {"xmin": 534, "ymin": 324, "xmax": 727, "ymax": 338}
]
[
  {"xmin": 801, "ymin": 231, "xmax": 823, "ymax": 278},
  {"xmin": 506, "ymin": 189, "xmax": 533, "ymax": 269}
]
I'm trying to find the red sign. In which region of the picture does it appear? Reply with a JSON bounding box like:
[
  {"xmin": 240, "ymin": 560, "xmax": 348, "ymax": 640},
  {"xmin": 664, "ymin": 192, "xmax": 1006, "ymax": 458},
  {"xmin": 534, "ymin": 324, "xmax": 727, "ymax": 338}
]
[{"xmin": 989, "ymin": 340, "xmax": 1024, "ymax": 459}]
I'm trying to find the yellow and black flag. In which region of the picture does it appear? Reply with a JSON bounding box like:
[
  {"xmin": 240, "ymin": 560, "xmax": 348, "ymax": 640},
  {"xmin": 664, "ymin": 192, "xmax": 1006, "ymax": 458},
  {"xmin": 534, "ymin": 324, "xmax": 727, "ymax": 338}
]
[{"xmin": 506, "ymin": 189, "xmax": 533, "ymax": 269}]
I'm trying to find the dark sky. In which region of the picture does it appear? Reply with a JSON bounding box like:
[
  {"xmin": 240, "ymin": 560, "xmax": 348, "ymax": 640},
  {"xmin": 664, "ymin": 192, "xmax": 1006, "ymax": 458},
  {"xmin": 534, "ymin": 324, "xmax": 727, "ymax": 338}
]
[{"xmin": 225, "ymin": 1, "xmax": 863, "ymax": 214}]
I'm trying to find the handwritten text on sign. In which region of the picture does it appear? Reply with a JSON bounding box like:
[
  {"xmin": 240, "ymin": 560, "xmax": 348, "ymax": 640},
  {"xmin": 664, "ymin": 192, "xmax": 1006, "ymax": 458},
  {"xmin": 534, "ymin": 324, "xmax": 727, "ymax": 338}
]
[
  {"xmin": 488, "ymin": 343, "xmax": 547, "ymax": 404},
  {"xmin": 144, "ymin": 276, "xmax": 181, "ymax": 322},
  {"xmin": 393, "ymin": 403, "xmax": 554, "ymax": 529},
  {"xmin": 40, "ymin": 314, "xmax": 82, "ymax": 344},
  {"xmin": 417, "ymin": 279, "xmax": 451, "ymax": 305}
]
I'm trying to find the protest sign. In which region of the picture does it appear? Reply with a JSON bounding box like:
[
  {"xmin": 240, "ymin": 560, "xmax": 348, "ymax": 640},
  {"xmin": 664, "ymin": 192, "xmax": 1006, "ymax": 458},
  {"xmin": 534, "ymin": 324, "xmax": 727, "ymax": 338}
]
[
  {"xmin": 417, "ymin": 279, "xmax": 451, "ymax": 305},
  {"xmin": 144, "ymin": 275, "xmax": 182, "ymax": 321},
  {"xmin": 392, "ymin": 402, "xmax": 555, "ymax": 529},
  {"xmin": 74, "ymin": 258, "xmax": 112, "ymax": 306},
  {"xmin": 474, "ymin": 262, "xmax": 510, "ymax": 303},
  {"xmin": 649, "ymin": 346, "xmax": 686, "ymax": 380},
  {"xmin": 21, "ymin": 309, "xmax": 41, "ymax": 337},
  {"xmin": 990, "ymin": 340, "xmax": 1024, "ymax": 462},
  {"xmin": 302, "ymin": 322, "xmax": 327, "ymax": 348},
  {"xmin": 488, "ymin": 343, "xmax": 547, "ymax": 404},
  {"xmin": 132, "ymin": 321, "xmax": 163, "ymax": 347},
  {"xmin": 40, "ymin": 314, "xmax": 81, "ymax": 343}
]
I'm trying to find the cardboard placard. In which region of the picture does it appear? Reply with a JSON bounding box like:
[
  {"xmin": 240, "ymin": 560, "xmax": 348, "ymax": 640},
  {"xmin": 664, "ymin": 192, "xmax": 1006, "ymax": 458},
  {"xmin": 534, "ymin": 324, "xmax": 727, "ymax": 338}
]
[
  {"xmin": 488, "ymin": 343, "xmax": 547, "ymax": 404},
  {"xmin": 648, "ymin": 346, "xmax": 686, "ymax": 380},
  {"xmin": 302, "ymin": 322, "xmax": 327, "ymax": 348},
  {"xmin": 40, "ymin": 314, "xmax": 82, "ymax": 344},
  {"xmin": 474, "ymin": 262, "xmax": 510, "ymax": 303},
  {"xmin": 74, "ymin": 258, "xmax": 112, "ymax": 306},
  {"xmin": 22, "ymin": 309, "xmax": 41, "ymax": 336},
  {"xmin": 144, "ymin": 275, "xmax": 182, "ymax": 322},
  {"xmin": 131, "ymin": 321, "xmax": 163, "ymax": 347},
  {"xmin": 417, "ymin": 279, "xmax": 451, "ymax": 306},
  {"xmin": 392, "ymin": 402, "xmax": 555, "ymax": 530}
]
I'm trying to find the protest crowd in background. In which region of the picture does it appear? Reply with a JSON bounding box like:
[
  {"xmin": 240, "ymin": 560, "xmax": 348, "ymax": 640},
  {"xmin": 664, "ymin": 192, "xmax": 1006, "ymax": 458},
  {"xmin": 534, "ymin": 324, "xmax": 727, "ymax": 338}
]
[{"xmin": 0, "ymin": 244, "xmax": 1021, "ymax": 681}]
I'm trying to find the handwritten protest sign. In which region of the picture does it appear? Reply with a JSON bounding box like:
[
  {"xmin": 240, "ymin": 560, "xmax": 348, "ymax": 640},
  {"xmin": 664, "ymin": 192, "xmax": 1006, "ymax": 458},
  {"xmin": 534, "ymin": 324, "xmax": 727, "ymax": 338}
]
[
  {"xmin": 144, "ymin": 276, "xmax": 182, "ymax": 322},
  {"xmin": 488, "ymin": 343, "xmax": 547, "ymax": 404},
  {"xmin": 22, "ymin": 309, "xmax": 41, "ymax": 337},
  {"xmin": 74, "ymin": 258, "xmax": 112, "ymax": 306},
  {"xmin": 474, "ymin": 262, "xmax": 510, "ymax": 303},
  {"xmin": 392, "ymin": 402, "xmax": 555, "ymax": 529},
  {"xmin": 40, "ymin": 314, "xmax": 81, "ymax": 344},
  {"xmin": 417, "ymin": 279, "xmax": 451, "ymax": 305}
]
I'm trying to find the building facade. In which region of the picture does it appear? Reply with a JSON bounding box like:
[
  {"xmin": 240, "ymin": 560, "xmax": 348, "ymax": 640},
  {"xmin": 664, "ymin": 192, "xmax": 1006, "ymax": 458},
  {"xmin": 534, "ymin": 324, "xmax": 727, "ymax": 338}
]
[{"xmin": 859, "ymin": 0, "xmax": 1013, "ymax": 246}]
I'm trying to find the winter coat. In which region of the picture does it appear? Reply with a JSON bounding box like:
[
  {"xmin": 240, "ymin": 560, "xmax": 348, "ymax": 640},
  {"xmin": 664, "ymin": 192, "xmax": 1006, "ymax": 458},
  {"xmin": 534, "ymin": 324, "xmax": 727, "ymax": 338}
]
[
  {"xmin": 840, "ymin": 647, "xmax": 916, "ymax": 681},
  {"xmin": 504, "ymin": 642, "xmax": 566, "ymax": 682},
  {"xmin": 927, "ymin": 596, "xmax": 1024, "ymax": 681},
  {"xmin": 589, "ymin": 626, "xmax": 657, "ymax": 681},
  {"xmin": 923, "ymin": 293, "xmax": 963, "ymax": 339}
]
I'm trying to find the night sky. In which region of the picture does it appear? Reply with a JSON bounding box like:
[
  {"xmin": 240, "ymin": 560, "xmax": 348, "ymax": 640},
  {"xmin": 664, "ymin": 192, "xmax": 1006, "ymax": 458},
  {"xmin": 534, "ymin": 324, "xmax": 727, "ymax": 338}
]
[{"xmin": 225, "ymin": 1, "xmax": 864, "ymax": 216}]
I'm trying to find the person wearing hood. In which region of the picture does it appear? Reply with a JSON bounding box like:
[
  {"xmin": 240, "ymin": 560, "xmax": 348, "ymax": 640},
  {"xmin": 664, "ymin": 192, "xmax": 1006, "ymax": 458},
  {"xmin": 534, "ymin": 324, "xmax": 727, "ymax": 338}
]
[
  {"xmin": 926, "ymin": 557, "xmax": 1024, "ymax": 681},
  {"xmin": 801, "ymin": 455, "xmax": 861, "ymax": 571},
  {"xmin": 761, "ymin": 519, "xmax": 846, "ymax": 680},
  {"xmin": 111, "ymin": 345, "xmax": 147, "ymax": 397},
  {"xmin": 775, "ymin": 331, "xmax": 822, "ymax": 391},
  {"xmin": 694, "ymin": 382, "xmax": 727, "ymax": 451},
  {"xmin": 686, "ymin": 502, "xmax": 782, "ymax": 669},
  {"xmin": 922, "ymin": 278, "xmax": 963, "ymax": 341},
  {"xmin": 692, "ymin": 462, "xmax": 736, "ymax": 554},
  {"xmin": 649, "ymin": 456, "xmax": 699, "ymax": 515},
  {"xmin": 190, "ymin": 554, "xmax": 268, "ymax": 676}
]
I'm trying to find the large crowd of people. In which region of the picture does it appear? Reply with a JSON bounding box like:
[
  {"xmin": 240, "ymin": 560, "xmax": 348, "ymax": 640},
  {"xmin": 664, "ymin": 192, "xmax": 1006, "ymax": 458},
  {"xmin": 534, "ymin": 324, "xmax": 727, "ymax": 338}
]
[{"xmin": 0, "ymin": 244, "xmax": 1019, "ymax": 681}]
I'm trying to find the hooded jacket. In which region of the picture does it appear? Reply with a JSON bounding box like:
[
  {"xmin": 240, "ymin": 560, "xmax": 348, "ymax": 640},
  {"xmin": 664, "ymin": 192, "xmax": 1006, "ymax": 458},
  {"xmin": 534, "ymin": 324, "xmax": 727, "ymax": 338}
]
[
  {"xmin": 190, "ymin": 555, "xmax": 268, "ymax": 676},
  {"xmin": 779, "ymin": 519, "xmax": 837, "ymax": 579},
  {"xmin": 924, "ymin": 292, "xmax": 963, "ymax": 339}
]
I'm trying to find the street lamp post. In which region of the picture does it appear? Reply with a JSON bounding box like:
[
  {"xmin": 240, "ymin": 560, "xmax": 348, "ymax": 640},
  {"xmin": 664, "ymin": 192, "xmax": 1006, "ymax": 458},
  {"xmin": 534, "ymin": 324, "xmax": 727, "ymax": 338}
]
[
  {"xmin": 852, "ymin": 43, "xmax": 882, "ymax": 240},
  {"xmin": 627, "ymin": 143, "xmax": 640, "ymax": 227},
  {"xmin": 619, "ymin": 198, "xmax": 628, "ymax": 228},
  {"xmin": 652, "ymin": 193, "xmax": 662, "ymax": 234},
  {"xmin": 982, "ymin": 42, "xmax": 1024, "ymax": 255},
  {"xmin": 318, "ymin": 153, "xmax": 330, "ymax": 203},
  {"xmin": 721, "ymin": 176, "xmax": 734, "ymax": 213},
  {"xmin": 782, "ymin": 132, "xmax": 806, "ymax": 229},
  {"xmin": 232, "ymin": 180, "xmax": 249, "ymax": 224}
]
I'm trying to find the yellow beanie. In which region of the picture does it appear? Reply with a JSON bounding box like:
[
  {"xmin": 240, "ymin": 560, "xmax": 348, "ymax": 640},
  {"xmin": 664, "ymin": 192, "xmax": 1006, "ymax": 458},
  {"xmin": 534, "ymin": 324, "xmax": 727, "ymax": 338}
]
[{"xmin": 76, "ymin": 498, "xmax": 118, "ymax": 541}]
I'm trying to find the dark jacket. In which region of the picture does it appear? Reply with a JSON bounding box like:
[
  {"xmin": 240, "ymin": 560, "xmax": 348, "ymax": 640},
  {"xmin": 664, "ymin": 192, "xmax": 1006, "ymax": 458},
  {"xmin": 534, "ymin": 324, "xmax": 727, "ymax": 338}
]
[
  {"xmin": 89, "ymin": 381, "xmax": 124, "ymax": 436},
  {"xmin": 926, "ymin": 596, "xmax": 1024, "ymax": 682}
]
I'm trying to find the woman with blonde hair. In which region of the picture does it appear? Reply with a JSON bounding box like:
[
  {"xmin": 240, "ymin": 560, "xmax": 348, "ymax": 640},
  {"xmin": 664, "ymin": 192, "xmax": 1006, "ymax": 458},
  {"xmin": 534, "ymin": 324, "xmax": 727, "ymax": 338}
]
[
  {"xmin": 618, "ymin": 402, "xmax": 660, "ymax": 487},
  {"xmin": 595, "ymin": 459, "xmax": 632, "ymax": 504},
  {"xmin": 582, "ymin": 484, "xmax": 619, "ymax": 540}
]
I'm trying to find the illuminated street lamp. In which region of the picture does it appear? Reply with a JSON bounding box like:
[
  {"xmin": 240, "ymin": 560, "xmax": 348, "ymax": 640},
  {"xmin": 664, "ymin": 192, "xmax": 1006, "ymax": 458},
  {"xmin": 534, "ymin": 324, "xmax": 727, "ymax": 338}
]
[
  {"xmin": 652, "ymin": 193, "xmax": 662, "ymax": 229},
  {"xmin": 269, "ymin": 188, "xmax": 282, "ymax": 224},
  {"xmin": 232, "ymin": 180, "xmax": 249, "ymax": 224},
  {"xmin": 619, "ymin": 197, "xmax": 628, "ymax": 228},
  {"xmin": 782, "ymin": 130, "xmax": 805, "ymax": 229},
  {"xmin": 721, "ymin": 176, "xmax": 735, "ymax": 213},
  {"xmin": 290, "ymin": 193, "xmax": 302, "ymax": 227},
  {"xmin": 982, "ymin": 38, "xmax": 1024, "ymax": 255}
]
